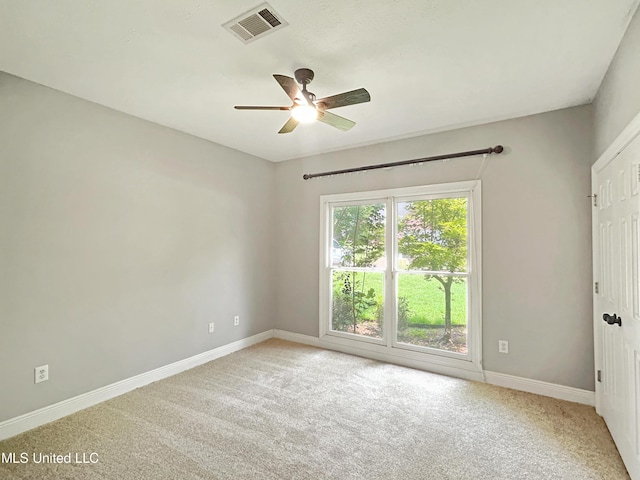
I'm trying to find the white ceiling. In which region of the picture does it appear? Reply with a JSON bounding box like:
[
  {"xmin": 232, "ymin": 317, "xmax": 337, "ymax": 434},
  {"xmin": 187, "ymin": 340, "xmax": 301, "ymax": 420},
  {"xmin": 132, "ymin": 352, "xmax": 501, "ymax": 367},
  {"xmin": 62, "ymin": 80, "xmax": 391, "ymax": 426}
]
[{"xmin": 1, "ymin": 0, "xmax": 638, "ymax": 162}]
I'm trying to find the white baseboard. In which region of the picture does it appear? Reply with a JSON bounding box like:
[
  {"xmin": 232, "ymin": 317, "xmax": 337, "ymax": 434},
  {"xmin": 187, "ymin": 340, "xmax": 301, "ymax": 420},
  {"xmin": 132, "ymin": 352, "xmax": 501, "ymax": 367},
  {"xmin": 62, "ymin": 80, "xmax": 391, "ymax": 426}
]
[
  {"xmin": 274, "ymin": 329, "xmax": 485, "ymax": 382},
  {"xmin": 0, "ymin": 330, "xmax": 274, "ymax": 441},
  {"xmin": 274, "ymin": 330, "xmax": 595, "ymax": 406},
  {"xmin": 483, "ymin": 371, "xmax": 595, "ymax": 406},
  {"xmin": 1, "ymin": 328, "xmax": 596, "ymax": 441},
  {"xmin": 274, "ymin": 329, "xmax": 323, "ymax": 347}
]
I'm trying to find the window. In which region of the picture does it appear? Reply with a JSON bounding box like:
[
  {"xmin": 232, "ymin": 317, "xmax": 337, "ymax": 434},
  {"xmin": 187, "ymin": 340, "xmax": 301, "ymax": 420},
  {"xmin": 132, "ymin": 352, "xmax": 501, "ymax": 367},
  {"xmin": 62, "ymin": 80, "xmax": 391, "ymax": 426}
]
[
  {"xmin": 330, "ymin": 201, "xmax": 386, "ymax": 340},
  {"xmin": 320, "ymin": 182, "xmax": 482, "ymax": 372}
]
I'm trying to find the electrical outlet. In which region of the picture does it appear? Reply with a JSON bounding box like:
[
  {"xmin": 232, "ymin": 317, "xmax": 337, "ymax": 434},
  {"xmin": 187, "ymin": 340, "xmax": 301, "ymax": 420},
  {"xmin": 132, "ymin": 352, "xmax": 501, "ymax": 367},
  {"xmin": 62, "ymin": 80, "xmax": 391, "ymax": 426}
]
[
  {"xmin": 208, "ymin": 322, "xmax": 215, "ymax": 334},
  {"xmin": 35, "ymin": 365, "xmax": 48, "ymax": 384},
  {"xmin": 498, "ymin": 340, "xmax": 509, "ymax": 354},
  {"xmin": 234, "ymin": 315, "xmax": 240, "ymax": 326}
]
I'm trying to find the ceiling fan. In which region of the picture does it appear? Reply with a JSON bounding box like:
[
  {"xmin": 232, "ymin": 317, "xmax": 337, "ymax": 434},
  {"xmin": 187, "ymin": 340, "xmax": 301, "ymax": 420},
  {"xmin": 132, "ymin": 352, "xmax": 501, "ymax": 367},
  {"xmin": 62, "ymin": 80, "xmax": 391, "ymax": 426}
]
[{"xmin": 234, "ymin": 68, "xmax": 370, "ymax": 134}]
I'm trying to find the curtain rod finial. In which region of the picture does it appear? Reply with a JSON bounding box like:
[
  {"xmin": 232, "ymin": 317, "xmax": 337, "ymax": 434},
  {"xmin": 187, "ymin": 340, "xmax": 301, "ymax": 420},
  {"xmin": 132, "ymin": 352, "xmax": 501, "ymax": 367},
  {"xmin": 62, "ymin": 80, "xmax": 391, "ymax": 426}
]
[{"xmin": 493, "ymin": 145, "xmax": 504, "ymax": 154}]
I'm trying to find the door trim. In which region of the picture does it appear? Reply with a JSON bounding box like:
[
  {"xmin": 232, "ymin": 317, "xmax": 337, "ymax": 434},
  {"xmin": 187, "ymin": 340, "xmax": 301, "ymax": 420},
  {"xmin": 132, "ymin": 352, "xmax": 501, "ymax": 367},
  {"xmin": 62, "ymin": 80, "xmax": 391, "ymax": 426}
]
[
  {"xmin": 592, "ymin": 109, "xmax": 640, "ymax": 416},
  {"xmin": 593, "ymin": 112, "xmax": 640, "ymax": 173}
]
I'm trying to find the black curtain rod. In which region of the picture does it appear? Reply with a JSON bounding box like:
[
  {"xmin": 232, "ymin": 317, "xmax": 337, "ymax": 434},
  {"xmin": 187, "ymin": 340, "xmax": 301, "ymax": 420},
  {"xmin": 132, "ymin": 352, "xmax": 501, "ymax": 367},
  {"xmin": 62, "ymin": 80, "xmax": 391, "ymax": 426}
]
[{"xmin": 302, "ymin": 145, "xmax": 504, "ymax": 180}]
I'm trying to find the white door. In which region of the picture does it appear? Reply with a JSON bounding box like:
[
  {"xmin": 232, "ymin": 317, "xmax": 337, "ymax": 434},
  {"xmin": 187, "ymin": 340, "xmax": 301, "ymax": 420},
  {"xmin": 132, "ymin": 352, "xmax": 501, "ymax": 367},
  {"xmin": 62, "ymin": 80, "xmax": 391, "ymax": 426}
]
[{"xmin": 594, "ymin": 133, "xmax": 640, "ymax": 479}]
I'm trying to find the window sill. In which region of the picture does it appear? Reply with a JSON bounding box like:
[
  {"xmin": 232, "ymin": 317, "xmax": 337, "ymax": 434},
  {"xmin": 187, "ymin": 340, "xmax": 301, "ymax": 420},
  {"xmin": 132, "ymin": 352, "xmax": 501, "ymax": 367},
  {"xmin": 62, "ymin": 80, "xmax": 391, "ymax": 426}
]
[{"xmin": 319, "ymin": 332, "xmax": 484, "ymax": 381}]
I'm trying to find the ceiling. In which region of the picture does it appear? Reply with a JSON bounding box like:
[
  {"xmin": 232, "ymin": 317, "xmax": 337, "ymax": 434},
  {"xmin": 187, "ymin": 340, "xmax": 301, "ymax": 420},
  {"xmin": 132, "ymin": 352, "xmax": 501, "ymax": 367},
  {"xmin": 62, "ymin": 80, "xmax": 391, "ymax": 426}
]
[{"xmin": 1, "ymin": 0, "xmax": 639, "ymax": 162}]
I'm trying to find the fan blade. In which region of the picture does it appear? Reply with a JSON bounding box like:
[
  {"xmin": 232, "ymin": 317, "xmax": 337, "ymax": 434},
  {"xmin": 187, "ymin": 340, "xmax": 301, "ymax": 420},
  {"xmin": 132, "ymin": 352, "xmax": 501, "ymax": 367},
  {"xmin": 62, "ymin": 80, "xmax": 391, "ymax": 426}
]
[
  {"xmin": 317, "ymin": 110, "xmax": 355, "ymax": 131},
  {"xmin": 235, "ymin": 106, "xmax": 291, "ymax": 110},
  {"xmin": 278, "ymin": 116, "xmax": 299, "ymax": 134},
  {"xmin": 316, "ymin": 88, "xmax": 370, "ymax": 110},
  {"xmin": 273, "ymin": 75, "xmax": 301, "ymax": 102}
]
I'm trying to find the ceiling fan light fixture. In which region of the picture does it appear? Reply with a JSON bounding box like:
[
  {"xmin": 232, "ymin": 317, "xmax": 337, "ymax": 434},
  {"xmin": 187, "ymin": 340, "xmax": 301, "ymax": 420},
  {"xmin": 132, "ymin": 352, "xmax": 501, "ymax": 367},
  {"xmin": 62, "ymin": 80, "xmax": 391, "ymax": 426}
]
[
  {"xmin": 235, "ymin": 68, "xmax": 370, "ymax": 133},
  {"xmin": 291, "ymin": 104, "xmax": 318, "ymax": 123}
]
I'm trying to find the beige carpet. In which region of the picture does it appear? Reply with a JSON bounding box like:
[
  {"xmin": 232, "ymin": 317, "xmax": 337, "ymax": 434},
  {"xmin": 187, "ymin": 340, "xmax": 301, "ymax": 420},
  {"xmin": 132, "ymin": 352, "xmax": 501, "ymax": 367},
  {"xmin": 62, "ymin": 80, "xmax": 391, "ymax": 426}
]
[{"xmin": 0, "ymin": 339, "xmax": 630, "ymax": 479}]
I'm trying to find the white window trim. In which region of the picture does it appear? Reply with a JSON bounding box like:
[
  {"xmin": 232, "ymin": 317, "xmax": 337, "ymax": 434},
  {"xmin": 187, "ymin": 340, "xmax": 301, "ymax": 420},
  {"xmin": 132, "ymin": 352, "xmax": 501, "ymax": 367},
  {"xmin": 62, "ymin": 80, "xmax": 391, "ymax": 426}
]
[{"xmin": 319, "ymin": 181, "xmax": 483, "ymax": 377}]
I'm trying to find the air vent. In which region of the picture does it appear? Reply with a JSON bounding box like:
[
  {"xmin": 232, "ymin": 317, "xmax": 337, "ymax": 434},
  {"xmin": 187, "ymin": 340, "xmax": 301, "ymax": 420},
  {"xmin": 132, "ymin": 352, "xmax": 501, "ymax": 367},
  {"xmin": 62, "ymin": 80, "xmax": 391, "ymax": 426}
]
[{"xmin": 223, "ymin": 3, "xmax": 288, "ymax": 44}]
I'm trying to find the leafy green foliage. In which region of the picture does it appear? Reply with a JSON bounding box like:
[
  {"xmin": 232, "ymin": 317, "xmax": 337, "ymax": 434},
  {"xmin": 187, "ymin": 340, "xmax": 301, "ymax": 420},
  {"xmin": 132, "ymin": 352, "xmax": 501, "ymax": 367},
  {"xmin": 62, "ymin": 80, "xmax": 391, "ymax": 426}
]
[
  {"xmin": 398, "ymin": 198, "xmax": 467, "ymax": 273},
  {"xmin": 396, "ymin": 296, "xmax": 411, "ymax": 331},
  {"xmin": 331, "ymin": 271, "xmax": 382, "ymax": 337},
  {"xmin": 335, "ymin": 274, "xmax": 466, "ymax": 325},
  {"xmin": 397, "ymin": 198, "xmax": 468, "ymax": 337},
  {"xmin": 329, "ymin": 198, "xmax": 468, "ymax": 345},
  {"xmin": 331, "ymin": 204, "xmax": 385, "ymax": 334},
  {"xmin": 332, "ymin": 204, "xmax": 385, "ymax": 268}
]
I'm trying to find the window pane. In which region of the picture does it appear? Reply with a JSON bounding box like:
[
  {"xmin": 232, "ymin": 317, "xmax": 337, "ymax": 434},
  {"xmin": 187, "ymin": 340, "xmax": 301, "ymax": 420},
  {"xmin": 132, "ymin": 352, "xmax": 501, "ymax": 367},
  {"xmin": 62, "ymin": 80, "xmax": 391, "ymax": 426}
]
[
  {"xmin": 331, "ymin": 270, "xmax": 384, "ymax": 339},
  {"xmin": 397, "ymin": 197, "xmax": 467, "ymax": 272},
  {"xmin": 332, "ymin": 204, "xmax": 386, "ymax": 268},
  {"xmin": 396, "ymin": 273, "xmax": 467, "ymax": 354}
]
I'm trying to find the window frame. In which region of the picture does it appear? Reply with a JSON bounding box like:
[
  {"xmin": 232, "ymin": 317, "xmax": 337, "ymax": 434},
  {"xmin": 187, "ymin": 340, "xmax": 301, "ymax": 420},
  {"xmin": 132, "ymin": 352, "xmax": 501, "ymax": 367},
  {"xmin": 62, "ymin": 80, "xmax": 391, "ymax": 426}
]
[{"xmin": 319, "ymin": 181, "xmax": 482, "ymax": 375}]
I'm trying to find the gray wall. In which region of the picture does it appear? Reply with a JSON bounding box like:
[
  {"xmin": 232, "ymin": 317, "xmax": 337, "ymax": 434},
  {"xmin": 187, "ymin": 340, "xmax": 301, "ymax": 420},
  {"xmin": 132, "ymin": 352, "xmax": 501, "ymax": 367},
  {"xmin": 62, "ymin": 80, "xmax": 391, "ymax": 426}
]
[
  {"xmin": 0, "ymin": 73, "xmax": 276, "ymax": 422},
  {"xmin": 274, "ymin": 105, "xmax": 595, "ymax": 391},
  {"xmin": 594, "ymin": 6, "xmax": 640, "ymax": 158},
  {"xmin": 4, "ymin": 49, "xmax": 620, "ymax": 423}
]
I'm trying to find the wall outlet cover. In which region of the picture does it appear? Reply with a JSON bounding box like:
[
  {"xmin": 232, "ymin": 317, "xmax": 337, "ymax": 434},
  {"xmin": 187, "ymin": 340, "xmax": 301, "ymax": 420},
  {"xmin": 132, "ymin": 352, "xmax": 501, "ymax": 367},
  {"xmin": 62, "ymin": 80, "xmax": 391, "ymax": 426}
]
[{"xmin": 35, "ymin": 365, "xmax": 49, "ymax": 384}]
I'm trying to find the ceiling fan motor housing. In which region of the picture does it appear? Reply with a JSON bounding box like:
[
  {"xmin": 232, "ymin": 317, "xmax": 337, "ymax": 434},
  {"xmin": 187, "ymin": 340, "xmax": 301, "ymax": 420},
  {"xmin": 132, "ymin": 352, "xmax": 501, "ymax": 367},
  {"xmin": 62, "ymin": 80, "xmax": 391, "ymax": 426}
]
[{"xmin": 294, "ymin": 68, "xmax": 314, "ymax": 85}]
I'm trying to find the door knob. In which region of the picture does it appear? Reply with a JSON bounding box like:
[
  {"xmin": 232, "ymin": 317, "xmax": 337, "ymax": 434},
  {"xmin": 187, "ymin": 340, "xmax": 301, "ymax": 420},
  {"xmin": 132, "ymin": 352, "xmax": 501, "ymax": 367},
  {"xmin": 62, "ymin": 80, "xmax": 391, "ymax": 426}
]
[{"xmin": 602, "ymin": 313, "xmax": 622, "ymax": 326}]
